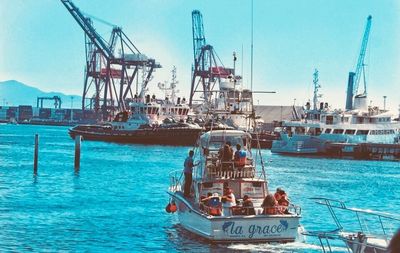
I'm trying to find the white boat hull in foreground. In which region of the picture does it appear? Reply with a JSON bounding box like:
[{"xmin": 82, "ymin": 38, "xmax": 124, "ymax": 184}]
[{"xmin": 170, "ymin": 192, "xmax": 300, "ymax": 243}]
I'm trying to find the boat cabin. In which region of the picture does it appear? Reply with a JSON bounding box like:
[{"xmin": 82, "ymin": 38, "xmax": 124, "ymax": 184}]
[{"xmin": 193, "ymin": 130, "xmax": 271, "ymax": 216}]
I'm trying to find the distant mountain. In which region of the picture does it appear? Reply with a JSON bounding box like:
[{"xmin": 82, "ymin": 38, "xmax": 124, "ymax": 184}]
[{"xmin": 0, "ymin": 80, "xmax": 82, "ymax": 109}]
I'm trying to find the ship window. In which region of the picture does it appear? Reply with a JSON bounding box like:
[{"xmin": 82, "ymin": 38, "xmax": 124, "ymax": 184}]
[
  {"xmin": 326, "ymin": 116, "xmax": 334, "ymax": 125},
  {"xmin": 356, "ymin": 130, "xmax": 369, "ymax": 135},
  {"xmin": 333, "ymin": 129, "xmax": 344, "ymax": 134},
  {"xmin": 325, "ymin": 128, "xmax": 332, "ymax": 134},
  {"xmin": 343, "ymin": 117, "xmax": 349, "ymax": 123},
  {"xmin": 252, "ymin": 182, "xmax": 262, "ymax": 187},
  {"xmin": 345, "ymin": 129, "xmax": 356, "ymax": 135}
]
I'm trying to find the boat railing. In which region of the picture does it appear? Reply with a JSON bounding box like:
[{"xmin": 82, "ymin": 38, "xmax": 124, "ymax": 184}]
[
  {"xmin": 199, "ymin": 202, "xmax": 301, "ymax": 217},
  {"xmin": 169, "ymin": 170, "xmax": 182, "ymax": 193},
  {"xmin": 301, "ymin": 229, "xmax": 343, "ymax": 253},
  {"xmin": 205, "ymin": 164, "xmax": 259, "ymax": 179},
  {"xmin": 311, "ymin": 197, "xmax": 400, "ymax": 239}
]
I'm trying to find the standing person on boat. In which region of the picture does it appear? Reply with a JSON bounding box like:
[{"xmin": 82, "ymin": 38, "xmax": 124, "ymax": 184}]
[
  {"xmin": 183, "ymin": 150, "xmax": 197, "ymax": 198},
  {"xmin": 234, "ymin": 144, "xmax": 247, "ymax": 168},
  {"xmin": 219, "ymin": 141, "xmax": 234, "ymax": 171},
  {"xmin": 221, "ymin": 187, "xmax": 236, "ymax": 216}
]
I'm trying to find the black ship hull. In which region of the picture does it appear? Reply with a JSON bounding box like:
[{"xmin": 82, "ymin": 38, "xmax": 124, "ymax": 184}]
[
  {"xmin": 69, "ymin": 125, "xmax": 203, "ymax": 146},
  {"xmin": 250, "ymin": 132, "xmax": 279, "ymax": 149}
]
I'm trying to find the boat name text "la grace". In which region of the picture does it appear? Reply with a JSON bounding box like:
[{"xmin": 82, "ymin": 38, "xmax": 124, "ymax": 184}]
[{"xmin": 222, "ymin": 221, "xmax": 288, "ymax": 238}]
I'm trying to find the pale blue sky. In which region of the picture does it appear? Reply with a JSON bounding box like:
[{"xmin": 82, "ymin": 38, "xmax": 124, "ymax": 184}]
[{"xmin": 1, "ymin": 0, "xmax": 399, "ymax": 112}]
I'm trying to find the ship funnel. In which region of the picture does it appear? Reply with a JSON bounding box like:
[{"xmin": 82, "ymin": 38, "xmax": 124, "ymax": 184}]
[{"xmin": 346, "ymin": 72, "xmax": 355, "ymax": 110}]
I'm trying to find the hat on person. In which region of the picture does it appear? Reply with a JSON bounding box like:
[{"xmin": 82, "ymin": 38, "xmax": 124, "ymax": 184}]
[{"xmin": 212, "ymin": 192, "xmax": 219, "ymax": 197}]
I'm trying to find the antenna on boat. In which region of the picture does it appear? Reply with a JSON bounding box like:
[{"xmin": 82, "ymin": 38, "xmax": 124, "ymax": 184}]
[
  {"xmin": 250, "ymin": 0, "xmax": 254, "ymax": 92},
  {"xmin": 312, "ymin": 69, "xmax": 322, "ymax": 111},
  {"xmin": 241, "ymin": 44, "xmax": 244, "ymax": 90}
]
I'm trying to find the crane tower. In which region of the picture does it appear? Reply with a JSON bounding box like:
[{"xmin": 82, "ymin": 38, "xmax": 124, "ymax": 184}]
[
  {"xmin": 61, "ymin": 0, "xmax": 161, "ymax": 120},
  {"xmin": 345, "ymin": 15, "xmax": 372, "ymax": 111},
  {"xmin": 189, "ymin": 10, "xmax": 233, "ymax": 107}
]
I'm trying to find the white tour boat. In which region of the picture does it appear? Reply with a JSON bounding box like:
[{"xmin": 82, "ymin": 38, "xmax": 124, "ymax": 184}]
[{"xmin": 167, "ymin": 130, "xmax": 301, "ymax": 242}]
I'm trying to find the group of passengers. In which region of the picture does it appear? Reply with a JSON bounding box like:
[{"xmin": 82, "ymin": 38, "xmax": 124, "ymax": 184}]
[
  {"xmin": 218, "ymin": 141, "xmax": 247, "ymax": 171},
  {"xmin": 200, "ymin": 187, "xmax": 290, "ymax": 216},
  {"xmin": 261, "ymin": 188, "xmax": 290, "ymax": 214},
  {"xmin": 200, "ymin": 187, "xmax": 238, "ymax": 216}
]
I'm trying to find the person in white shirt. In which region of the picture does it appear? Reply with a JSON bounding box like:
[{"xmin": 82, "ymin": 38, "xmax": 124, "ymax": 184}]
[{"xmin": 221, "ymin": 187, "xmax": 236, "ymax": 216}]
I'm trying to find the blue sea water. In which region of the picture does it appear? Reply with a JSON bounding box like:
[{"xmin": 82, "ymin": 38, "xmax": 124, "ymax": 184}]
[{"xmin": 0, "ymin": 124, "xmax": 399, "ymax": 252}]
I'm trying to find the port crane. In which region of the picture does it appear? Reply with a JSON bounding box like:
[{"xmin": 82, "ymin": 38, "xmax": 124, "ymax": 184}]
[
  {"xmin": 345, "ymin": 15, "xmax": 372, "ymax": 110},
  {"xmin": 189, "ymin": 10, "xmax": 233, "ymax": 106},
  {"xmin": 61, "ymin": 0, "xmax": 161, "ymax": 120},
  {"xmin": 37, "ymin": 96, "xmax": 62, "ymax": 109}
]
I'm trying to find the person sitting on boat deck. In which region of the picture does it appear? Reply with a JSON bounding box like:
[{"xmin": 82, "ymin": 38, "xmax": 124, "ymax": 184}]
[
  {"xmin": 203, "ymin": 193, "xmax": 222, "ymax": 216},
  {"xmin": 261, "ymin": 194, "xmax": 278, "ymax": 215},
  {"xmin": 234, "ymin": 144, "xmax": 247, "ymax": 169},
  {"xmin": 200, "ymin": 192, "xmax": 213, "ymax": 211},
  {"xmin": 221, "ymin": 187, "xmax": 236, "ymax": 216},
  {"xmin": 183, "ymin": 150, "xmax": 198, "ymax": 198},
  {"xmin": 274, "ymin": 188, "xmax": 290, "ymax": 214},
  {"xmin": 242, "ymin": 195, "xmax": 256, "ymax": 215},
  {"xmin": 219, "ymin": 141, "xmax": 234, "ymax": 172}
]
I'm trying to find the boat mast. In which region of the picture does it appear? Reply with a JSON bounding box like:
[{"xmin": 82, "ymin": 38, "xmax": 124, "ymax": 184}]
[
  {"xmin": 250, "ymin": 0, "xmax": 254, "ymax": 91},
  {"xmin": 312, "ymin": 69, "xmax": 321, "ymax": 111}
]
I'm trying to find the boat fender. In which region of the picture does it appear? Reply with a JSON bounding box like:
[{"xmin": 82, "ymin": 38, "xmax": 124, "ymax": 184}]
[
  {"xmin": 170, "ymin": 202, "xmax": 177, "ymax": 213},
  {"xmin": 165, "ymin": 203, "xmax": 172, "ymax": 213}
]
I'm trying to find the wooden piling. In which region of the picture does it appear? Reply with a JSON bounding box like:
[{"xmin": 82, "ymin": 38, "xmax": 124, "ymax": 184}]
[
  {"xmin": 33, "ymin": 134, "xmax": 39, "ymax": 174},
  {"xmin": 74, "ymin": 135, "xmax": 81, "ymax": 169}
]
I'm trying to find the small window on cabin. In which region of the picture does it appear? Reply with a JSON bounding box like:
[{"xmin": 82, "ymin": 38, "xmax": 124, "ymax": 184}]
[
  {"xmin": 252, "ymin": 182, "xmax": 262, "ymax": 187},
  {"xmin": 333, "ymin": 129, "xmax": 344, "ymax": 134},
  {"xmin": 325, "ymin": 128, "xmax": 332, "ymax": 134},
  {"xmin": 356, "ymin": 130, "xmax": 369, "ymax": 135},
  {"xmin": 345, "ymin": 129, "xmax": 356, "ymax": 135}
]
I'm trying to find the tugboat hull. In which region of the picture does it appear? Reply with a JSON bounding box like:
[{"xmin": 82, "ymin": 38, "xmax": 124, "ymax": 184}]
[{"xmin": 69, "ymin": 126, "xmax": 202, "ymax": 146}]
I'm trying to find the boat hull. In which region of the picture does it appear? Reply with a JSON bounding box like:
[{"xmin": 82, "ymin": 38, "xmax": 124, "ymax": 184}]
[
  {"xmin": 170, "ymin": 193, "xmax": 300, "ymax": 243},
  {"xmin": 69, "ymin": 126, "xmax": 202, "ymax": 146}
]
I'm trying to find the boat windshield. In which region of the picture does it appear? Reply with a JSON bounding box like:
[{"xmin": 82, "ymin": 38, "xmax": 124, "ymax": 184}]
[{"xmin": 202, "ymin": 135, "xmax": 244, "ymax": 150}]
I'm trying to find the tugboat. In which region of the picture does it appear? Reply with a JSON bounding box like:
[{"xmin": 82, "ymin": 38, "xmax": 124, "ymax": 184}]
[
  {"xmin": 69, "ymin": 98, "xmax": 202, "ymax": 146},
  {"xmin": 167, "ymin": 130, "xmax": 302, "ymax": 242}
]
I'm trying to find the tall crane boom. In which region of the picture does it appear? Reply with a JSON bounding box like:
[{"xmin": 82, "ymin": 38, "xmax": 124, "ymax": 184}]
[
  {"xmin": 353, "ymin": 15, "xmax": 372, "ymax": 96},
  {"xmin": 189, "ymin": 10, "xmax": 231, "ymax": 106},
  {"xmin": 192, "ymin": 10, "xmax": 206, "ymax": 64},
  {"xmin": 61, "ymin": 0, "xmax": 160, "ymax": 120},
  {"xmin": 345, "ymin": 15, "xmax": 372, "ymax": 110},
  {"xmin": 61, "ymin": 0, "xmax": 114, "ymax": 59}
]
